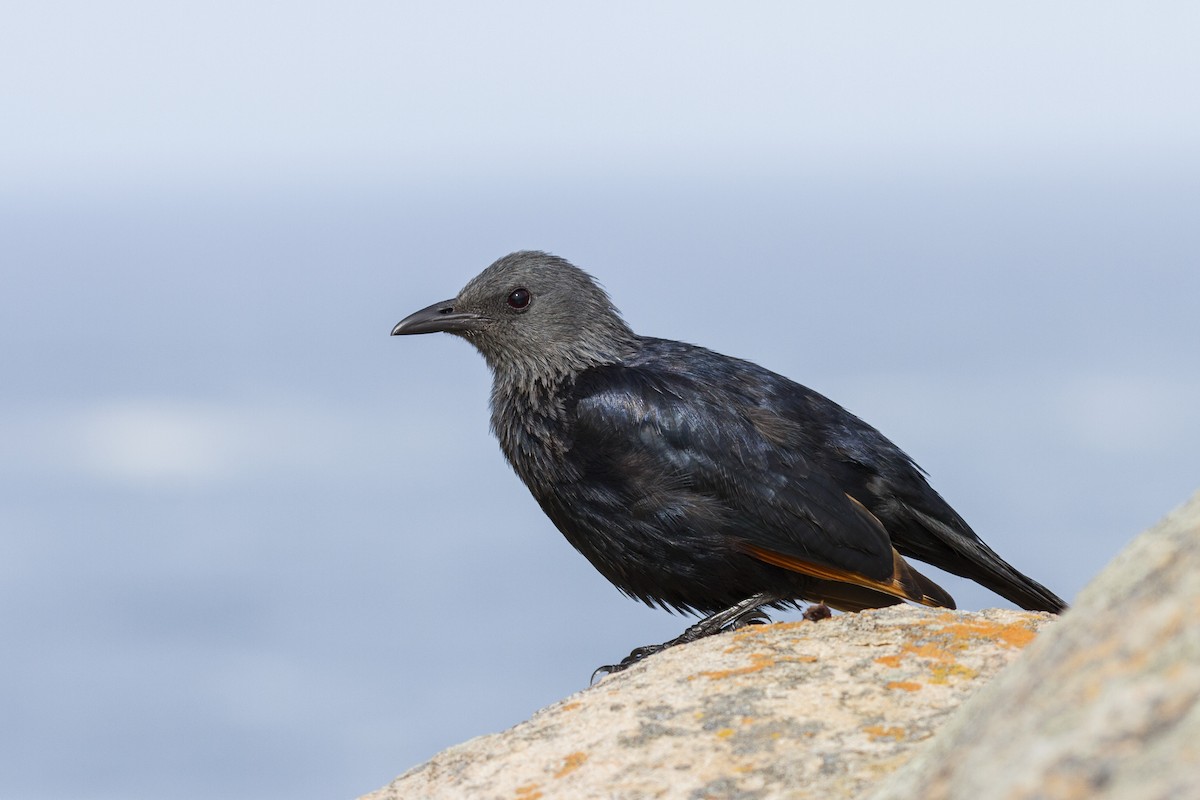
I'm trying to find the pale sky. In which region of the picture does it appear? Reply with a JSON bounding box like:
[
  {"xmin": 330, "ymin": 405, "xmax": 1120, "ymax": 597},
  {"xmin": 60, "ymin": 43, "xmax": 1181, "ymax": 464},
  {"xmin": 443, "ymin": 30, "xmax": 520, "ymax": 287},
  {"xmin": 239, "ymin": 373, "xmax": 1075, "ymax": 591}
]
[{"xmin": 4, "ymin": 2, "xmax": 1198, "ymax": 190}]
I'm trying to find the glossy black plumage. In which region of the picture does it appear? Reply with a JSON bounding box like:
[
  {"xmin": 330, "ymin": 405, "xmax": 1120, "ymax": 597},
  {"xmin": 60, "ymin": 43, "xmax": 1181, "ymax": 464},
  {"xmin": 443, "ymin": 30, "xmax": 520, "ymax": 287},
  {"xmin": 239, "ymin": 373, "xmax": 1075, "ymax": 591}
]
[{"xmin": 392, "ymin": 251, "xmax": 1065, "ymax": 663}]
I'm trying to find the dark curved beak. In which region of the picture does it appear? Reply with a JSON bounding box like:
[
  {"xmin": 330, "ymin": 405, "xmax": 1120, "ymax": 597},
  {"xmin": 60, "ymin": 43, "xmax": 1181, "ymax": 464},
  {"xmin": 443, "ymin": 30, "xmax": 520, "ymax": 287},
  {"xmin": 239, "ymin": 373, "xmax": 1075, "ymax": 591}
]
[{"xmin": 391, "ymin": 298, "xmax": 487, "ymax": 336}]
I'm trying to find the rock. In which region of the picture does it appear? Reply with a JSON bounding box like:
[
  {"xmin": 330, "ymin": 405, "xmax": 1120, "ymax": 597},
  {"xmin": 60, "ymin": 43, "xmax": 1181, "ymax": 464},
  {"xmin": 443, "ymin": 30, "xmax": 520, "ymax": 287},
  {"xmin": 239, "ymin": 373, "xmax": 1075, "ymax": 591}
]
[
  {"xmin": 869, "ymin": 490, "xmax": 1200, "ymax": 800},
  {"xmin": 361, "ymin": 605, "xmax": 1053, "ymax": 799},
  {"xmin": 361, "ymin": 492, "xmax": 1200, "ymax": 799}
]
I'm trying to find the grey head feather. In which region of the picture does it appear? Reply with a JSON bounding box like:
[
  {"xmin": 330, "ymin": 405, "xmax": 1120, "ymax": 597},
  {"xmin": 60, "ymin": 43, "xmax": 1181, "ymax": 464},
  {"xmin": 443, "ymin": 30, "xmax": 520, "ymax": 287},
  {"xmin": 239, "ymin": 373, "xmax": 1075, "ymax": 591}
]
[{"xmin": 451, "ymin": 250, "xmax": 637, "ymax": 386}]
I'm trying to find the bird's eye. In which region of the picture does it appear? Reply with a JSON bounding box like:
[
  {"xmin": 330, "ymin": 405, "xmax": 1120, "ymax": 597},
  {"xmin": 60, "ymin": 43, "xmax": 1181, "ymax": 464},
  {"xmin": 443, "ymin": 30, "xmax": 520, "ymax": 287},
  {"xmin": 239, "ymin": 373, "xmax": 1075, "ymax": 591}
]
[{"xmin": 507, "ymin": 288, "xmax": 531, "ymax": 310}]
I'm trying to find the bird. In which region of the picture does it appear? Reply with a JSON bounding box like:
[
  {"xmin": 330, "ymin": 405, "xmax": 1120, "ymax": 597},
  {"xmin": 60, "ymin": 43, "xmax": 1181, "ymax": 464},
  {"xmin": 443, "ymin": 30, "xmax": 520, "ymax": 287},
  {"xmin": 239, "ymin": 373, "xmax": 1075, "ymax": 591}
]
[{"xmin": 391, "ymin": 250, "xmax": 1066, "ymax": 676}]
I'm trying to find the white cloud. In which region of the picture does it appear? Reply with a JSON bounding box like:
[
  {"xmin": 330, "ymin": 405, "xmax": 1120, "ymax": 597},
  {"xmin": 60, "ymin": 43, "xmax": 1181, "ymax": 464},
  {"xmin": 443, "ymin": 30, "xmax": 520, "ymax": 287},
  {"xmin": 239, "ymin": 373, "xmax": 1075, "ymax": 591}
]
[
  {"xmin": 69, "ymin": 401, "xmax": 234, "ymax": 484},
  {"xmin": 0, "ymin": 398, "xmax": 357, "ymax": 489},
  {"xmin": 65, "ymin": 399, "xmax": 314, "ymax": 487},
  {"xmin": 0, "ymin": 395, "xmax": 487, "ymax": 491}
]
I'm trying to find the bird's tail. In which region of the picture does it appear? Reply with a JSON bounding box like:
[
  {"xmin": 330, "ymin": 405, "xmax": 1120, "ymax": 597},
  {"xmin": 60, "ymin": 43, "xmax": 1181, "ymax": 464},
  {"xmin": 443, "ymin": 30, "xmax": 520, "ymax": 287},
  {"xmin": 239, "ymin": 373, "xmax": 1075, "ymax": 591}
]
[
  {"xmin": 907, "ymin": 509, "xmax": 1067, "ymax": 613},
  {"xmin": 957, "ymin": 544, "xmax": 1066, "ymax": 613}
]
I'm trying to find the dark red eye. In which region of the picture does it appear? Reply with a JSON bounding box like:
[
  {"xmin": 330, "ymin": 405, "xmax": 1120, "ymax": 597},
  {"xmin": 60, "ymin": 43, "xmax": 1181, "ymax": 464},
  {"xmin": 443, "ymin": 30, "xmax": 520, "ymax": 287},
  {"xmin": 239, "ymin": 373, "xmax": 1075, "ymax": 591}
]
[{"xmin": 507, "ymin": 288, "xmax": 531, "ymax": 309}]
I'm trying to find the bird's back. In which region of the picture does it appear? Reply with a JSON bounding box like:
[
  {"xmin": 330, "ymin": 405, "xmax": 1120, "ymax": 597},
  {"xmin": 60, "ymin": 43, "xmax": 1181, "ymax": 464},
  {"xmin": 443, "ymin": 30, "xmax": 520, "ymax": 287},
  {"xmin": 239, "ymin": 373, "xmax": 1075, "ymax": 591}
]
[{"xmin": 492, "ymin": 336, "xmax": 1064, "ymax": 614}]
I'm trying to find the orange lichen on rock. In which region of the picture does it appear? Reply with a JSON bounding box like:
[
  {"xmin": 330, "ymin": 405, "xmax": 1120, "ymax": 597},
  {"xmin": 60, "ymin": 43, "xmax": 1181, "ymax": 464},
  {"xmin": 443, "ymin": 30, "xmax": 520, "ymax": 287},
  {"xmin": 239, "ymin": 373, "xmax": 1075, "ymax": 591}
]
[
  {"xmin": 553, "ymin": 752, "xmax": 588, "ymax": 779},
  {"xmin": 886, "ymin": 681, "xmax": 923, "ymax": 692},
  {"xmin": 863, "ymin": 725, "xmax": 908, "ymax": 742},
  {"xmin": 729, "ymin": 619, "xmax": 810, "ymax": 642},
  {"xmin": 694, "ymin": 652, "xmax": 818, "ymax": 681},
  {"xmin": 905, "ymin": 642, "xmax": 958, "ymax": 662},
  {"xmin": 922, "ymin": 614, "xmax": 1040, "ymax": 650},
  {"xmin": 870, "ymin": 614, "xmax": 1043, "ymax": 686},
  {"xmin": 928, "ymin": 663, "xmax": 980, "ymax": 684},
  {"xmin": 695, "ymin": 652, "xmax": 776, "ymax": 680}
]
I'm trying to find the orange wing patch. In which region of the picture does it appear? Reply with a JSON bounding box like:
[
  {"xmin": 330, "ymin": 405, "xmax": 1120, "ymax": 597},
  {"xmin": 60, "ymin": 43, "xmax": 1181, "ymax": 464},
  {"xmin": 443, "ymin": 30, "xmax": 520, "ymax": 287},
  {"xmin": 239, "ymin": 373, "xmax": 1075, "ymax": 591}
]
[{"xmin": 739, "ymin": 542, "xmax": 950, "ymax": 608}]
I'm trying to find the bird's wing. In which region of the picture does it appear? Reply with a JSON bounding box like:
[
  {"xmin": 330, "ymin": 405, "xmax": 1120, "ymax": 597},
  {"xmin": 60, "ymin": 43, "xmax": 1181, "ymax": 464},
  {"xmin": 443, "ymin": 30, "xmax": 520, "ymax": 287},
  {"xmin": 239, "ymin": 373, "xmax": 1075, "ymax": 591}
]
[
  {"xmin": 811, "ymin": 403, "xmax": 1065, "ymax": 612},
  {"xmin": 566, "ymin": 364, "xmax": 926, "ymax": 596}
]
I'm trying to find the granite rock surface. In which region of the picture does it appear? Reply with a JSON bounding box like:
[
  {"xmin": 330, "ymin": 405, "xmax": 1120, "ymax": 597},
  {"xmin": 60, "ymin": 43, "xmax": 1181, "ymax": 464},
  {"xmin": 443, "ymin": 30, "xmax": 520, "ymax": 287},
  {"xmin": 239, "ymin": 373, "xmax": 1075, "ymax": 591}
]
[{"xmin": 363, "ymin": 605, "xmax": 1051, "ymax": 799}]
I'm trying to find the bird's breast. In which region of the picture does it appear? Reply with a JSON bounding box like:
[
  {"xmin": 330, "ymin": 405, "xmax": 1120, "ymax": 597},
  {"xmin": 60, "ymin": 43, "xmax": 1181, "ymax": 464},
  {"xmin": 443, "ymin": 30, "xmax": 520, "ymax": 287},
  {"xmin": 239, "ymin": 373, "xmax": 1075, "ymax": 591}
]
[{"xmin": 490, "ymin": 387, "xmax": 578, "ymax": 492}]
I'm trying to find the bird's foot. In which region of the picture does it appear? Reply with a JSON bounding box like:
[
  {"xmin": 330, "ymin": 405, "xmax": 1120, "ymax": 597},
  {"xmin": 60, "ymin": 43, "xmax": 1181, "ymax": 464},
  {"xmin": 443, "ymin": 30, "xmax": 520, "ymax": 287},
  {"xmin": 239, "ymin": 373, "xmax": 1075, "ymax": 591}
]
[
  {"xmin": 803, "ymin": 601, "xmax": 832, "ymax": 622},
  {"xmin": 590, "ymin": 644, "xmax": 669, "ymax": 683},
  {"xmin": 590, "ymin": 593, "xmax": 777, "ymax": 683}
]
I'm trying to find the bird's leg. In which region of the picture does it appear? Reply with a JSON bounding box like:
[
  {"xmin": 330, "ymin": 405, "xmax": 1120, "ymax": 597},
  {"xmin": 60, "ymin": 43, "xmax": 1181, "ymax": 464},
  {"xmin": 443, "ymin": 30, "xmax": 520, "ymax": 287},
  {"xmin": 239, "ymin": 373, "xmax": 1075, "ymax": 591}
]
[{"xmin": 591, "ymin": 593, "xmax": 777, "ymax": 682}]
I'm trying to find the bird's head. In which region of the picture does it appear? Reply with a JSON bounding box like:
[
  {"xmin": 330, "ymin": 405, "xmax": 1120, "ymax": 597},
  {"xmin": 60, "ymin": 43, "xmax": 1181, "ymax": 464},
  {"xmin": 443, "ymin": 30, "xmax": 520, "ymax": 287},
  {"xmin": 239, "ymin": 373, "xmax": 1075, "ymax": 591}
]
[{"xmin": 392, "ymin": 251, "xmax": 636, "ymax": 376}]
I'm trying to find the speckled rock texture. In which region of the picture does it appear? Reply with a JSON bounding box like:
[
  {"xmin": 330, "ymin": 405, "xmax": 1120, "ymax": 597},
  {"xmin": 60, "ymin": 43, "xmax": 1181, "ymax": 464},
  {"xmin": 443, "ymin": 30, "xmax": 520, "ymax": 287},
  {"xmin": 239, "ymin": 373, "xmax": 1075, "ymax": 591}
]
[
  {"xmin": 870, "ymin": 491, "xmax": 1200, "ymax": 800},
  {"xmin": 361, "ymin": 606, "xmax": 1053, "ymax": 800}
]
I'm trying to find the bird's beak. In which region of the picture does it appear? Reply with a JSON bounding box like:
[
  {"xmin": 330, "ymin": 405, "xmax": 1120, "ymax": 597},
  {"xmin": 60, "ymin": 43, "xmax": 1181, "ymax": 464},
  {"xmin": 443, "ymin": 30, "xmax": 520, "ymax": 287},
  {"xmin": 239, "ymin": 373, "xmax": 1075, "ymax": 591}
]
[{"xmin": 391, "ymin": 299, "xmax": 487, "ymax": 336}]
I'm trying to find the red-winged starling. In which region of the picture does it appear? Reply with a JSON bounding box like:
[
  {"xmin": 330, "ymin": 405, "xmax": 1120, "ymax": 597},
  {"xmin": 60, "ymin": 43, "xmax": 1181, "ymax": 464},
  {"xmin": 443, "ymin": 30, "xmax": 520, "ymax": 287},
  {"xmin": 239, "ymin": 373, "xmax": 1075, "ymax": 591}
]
[{"xmin": 392, "ymin": 251, "xmax": 1066, "ymax": 675}]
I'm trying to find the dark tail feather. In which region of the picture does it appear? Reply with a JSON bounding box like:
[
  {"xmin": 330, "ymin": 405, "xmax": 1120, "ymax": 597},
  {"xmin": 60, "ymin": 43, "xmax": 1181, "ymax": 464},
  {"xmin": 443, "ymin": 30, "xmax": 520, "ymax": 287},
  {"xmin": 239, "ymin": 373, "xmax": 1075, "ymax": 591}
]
[
  {"xmin": 901, "ymin": 559, "xmax": 957, "ymax": 610},
  {"xmin": 965, "ymin": 556, "xmax": 1067, "ymax": 613},
  {"xmin": 908, "ymin": 510, "xmax": 1067, "ymax": 613}
]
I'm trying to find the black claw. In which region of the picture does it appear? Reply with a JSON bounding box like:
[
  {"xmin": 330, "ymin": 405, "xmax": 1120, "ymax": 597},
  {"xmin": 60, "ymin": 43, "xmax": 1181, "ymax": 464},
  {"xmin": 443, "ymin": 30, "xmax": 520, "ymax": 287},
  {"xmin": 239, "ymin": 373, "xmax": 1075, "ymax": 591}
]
[
  {"xmin": 590, "ymin": 664, "xmax": 619, "ymax": 684},
  {"xmin": 590, "ymin": 643, "xmax": 666, "ymax": 683}
]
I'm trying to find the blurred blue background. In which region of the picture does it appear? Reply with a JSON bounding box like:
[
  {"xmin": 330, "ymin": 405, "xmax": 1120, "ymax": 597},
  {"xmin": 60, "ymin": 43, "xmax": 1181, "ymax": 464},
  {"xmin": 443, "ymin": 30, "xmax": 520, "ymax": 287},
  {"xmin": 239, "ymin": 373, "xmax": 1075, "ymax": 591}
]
[{"xmin": 2, "ymin": 3, "xmax": 1198, "ymax": 798}]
